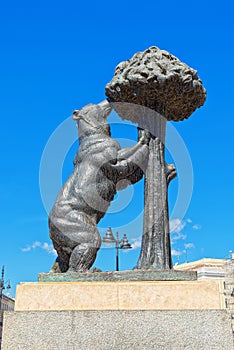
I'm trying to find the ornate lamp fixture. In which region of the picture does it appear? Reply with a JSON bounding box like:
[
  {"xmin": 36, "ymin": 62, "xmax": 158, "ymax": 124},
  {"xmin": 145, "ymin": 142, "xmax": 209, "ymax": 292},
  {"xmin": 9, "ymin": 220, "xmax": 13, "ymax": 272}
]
[{"xmin": 102, "ymin": 228, "xmax": 132, "ymax": 271}]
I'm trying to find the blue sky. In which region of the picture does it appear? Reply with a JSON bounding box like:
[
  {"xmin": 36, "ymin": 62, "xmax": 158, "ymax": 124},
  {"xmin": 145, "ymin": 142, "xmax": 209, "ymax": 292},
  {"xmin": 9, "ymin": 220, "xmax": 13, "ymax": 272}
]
[{"xmin": 0, "ymin": 0, "xmax": 233, "ymax": 297}]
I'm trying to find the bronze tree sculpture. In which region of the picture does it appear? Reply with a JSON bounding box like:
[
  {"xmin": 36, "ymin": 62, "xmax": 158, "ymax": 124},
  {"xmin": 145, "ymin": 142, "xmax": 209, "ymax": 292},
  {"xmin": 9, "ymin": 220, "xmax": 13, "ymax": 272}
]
[{"xmin": 106, "ymin": 46, "xmax": 206, "ymax": 269}]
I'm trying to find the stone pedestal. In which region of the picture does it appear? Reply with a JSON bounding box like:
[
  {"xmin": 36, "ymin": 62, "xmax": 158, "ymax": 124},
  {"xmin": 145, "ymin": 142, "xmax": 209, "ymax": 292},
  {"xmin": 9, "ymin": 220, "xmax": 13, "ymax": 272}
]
[{"xmin": 2, "ymin": 275, "xmax": 234, "ymax": 349}]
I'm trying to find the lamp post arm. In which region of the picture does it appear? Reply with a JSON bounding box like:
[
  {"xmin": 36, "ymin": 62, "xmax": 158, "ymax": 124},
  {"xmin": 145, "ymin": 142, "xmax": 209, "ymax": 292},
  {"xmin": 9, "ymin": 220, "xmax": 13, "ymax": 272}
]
[
  {"xmin": 116, "ymin": 231, "xmax": 119, "ymax": 271},
  {"xmin": 0, "ymin": 266, "xmax": 4, "ymax": 329},
  {"xmin": 0, "ymin": 267, "xmax": 4, "ymax": 311}
]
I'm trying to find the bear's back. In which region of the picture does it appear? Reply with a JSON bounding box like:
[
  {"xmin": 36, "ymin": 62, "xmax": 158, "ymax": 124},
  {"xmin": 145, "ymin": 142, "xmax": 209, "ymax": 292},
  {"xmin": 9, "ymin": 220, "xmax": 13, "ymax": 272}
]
[{"xmin": 76, "ymin": 135, "xmax": 120, "ymax": 165}]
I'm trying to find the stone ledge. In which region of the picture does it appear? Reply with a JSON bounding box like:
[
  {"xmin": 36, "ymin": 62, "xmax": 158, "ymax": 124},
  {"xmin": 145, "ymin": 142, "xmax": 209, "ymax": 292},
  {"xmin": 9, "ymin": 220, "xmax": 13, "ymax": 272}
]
[
  {"xmin": 38, "ymin": 269, "xmax": 197, "ymax": 282},
  {"xmin": 14, "ymin": 279, "xmax": 224, "ymax": 311}
]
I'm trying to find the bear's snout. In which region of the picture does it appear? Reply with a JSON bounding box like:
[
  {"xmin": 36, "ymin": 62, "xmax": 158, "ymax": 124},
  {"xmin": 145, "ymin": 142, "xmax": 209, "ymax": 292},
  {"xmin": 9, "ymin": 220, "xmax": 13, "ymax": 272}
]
[{"xmin": 98, "ymin": 100, "xmax": 112, "ymax": 118}]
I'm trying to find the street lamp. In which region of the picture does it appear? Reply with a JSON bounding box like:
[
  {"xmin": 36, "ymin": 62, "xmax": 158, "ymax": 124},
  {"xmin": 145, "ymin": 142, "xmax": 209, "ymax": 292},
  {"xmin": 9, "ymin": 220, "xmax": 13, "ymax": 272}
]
[
  {"xmin": 0, "ymin": 266, "xmax": 11, "ymax": 312},
  {"xmin": 102, "ymin": 227, "xmax": 132, "ymax": 271}
]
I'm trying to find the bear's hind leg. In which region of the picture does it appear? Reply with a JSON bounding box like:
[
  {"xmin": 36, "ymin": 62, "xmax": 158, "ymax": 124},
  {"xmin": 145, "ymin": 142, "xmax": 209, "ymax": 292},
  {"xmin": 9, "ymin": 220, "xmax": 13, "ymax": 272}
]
[{"xmin": 67, "ymin": 243, "xmax": 99, "ymax": 272}]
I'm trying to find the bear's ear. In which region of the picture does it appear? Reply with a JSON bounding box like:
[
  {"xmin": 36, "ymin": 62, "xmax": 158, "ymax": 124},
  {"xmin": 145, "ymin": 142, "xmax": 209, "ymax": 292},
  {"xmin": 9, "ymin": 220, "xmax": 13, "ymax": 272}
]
[{"xmin": 72, "ymin": 110, "xmax": 80, "ymax": 120}]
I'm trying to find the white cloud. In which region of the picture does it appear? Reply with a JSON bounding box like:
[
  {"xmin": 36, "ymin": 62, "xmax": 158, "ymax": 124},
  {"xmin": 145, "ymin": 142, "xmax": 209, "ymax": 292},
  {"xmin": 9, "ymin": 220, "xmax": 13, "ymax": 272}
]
[
  {"xmin": 21, "ymin": 241, "xmax": 41, "ymax": 251},
  {"xmin": 170, "ymin": 219, "xmax": 187, "ymax": 244},
  {"xmin": 21, "ymin": 246, "xmax": 31, "ymax": 252},
  {"xmin": 41, "ymin": 242, "xmax": 57, "ymax": 255},
  {"xmin": 171, "ymin": 232, "xmax": 187, "ymax": 243},
  {"xmin": 187, "ymin": 218, "xmax": 192, "ymax": 223},
  {"xmin": 171, "ymin": 243, "xmax": 195, "ymax": 261},
  {"xmin": 130, "ymin": 236, "xmax": 142, "ymax": 250},
  {"xmin": 171, "ymin": 249, "xmax": 183, "ymax": 257},
  {"xmin": 170, "ymin": 219, "xmax": 186, "ymax": 233},
  {"xmin": 21, "ymin": 241, "xmax": 56, "ymax": 256},
  {"xmin": 184, "ymin": 243, "xmax": 195, "ymax": 250},
  {"xmin": 192, "ymin": 224, "xmax": 201, "ymax": 230}
]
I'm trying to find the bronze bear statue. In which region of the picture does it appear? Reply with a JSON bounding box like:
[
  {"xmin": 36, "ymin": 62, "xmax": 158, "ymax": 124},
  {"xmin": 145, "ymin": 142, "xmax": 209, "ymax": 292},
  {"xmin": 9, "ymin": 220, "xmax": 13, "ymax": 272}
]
[{"xmin": 49, "ymin": 99, "xmax": 149, "ymax": 272}]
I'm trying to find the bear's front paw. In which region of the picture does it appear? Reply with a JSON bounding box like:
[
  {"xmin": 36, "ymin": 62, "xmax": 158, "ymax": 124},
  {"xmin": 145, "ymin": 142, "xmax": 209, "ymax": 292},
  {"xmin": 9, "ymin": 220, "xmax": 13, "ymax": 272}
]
[{"xmin": 138, "ymin": 128, "xmax": 151, "ymax": 145}]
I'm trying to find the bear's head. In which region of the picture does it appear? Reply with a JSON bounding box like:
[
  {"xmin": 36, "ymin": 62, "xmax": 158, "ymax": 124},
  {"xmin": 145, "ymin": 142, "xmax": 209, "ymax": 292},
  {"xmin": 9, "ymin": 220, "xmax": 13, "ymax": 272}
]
[{"xmin": 73, "ymin": 100, "xmax": 112, "ymax": 141}]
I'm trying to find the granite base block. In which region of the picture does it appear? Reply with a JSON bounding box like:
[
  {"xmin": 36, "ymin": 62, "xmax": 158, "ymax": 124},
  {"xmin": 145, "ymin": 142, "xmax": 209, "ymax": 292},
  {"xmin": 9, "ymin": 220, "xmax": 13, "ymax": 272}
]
[{"xmin": 2, "ymin": 310, "xmax": 233, "ymax": 350}]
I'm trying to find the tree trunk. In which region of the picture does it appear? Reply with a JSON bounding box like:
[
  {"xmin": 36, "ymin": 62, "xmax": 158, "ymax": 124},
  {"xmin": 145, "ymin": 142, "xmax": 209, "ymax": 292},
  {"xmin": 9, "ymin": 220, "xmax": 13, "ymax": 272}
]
[{"xmin": 136, "ymin": 117, "xmax": 176, "ymax": 270}]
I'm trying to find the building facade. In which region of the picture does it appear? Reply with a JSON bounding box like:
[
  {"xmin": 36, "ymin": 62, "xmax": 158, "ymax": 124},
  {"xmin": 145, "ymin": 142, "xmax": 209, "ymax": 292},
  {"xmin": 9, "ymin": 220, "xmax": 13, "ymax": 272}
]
[
  {"xmin": 174, "ymin": 257, "xmax": 227, "ymax": 280},
  {"xmin": 0, "ymin": 294, "xmax": 14, "ymax": 349}
]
